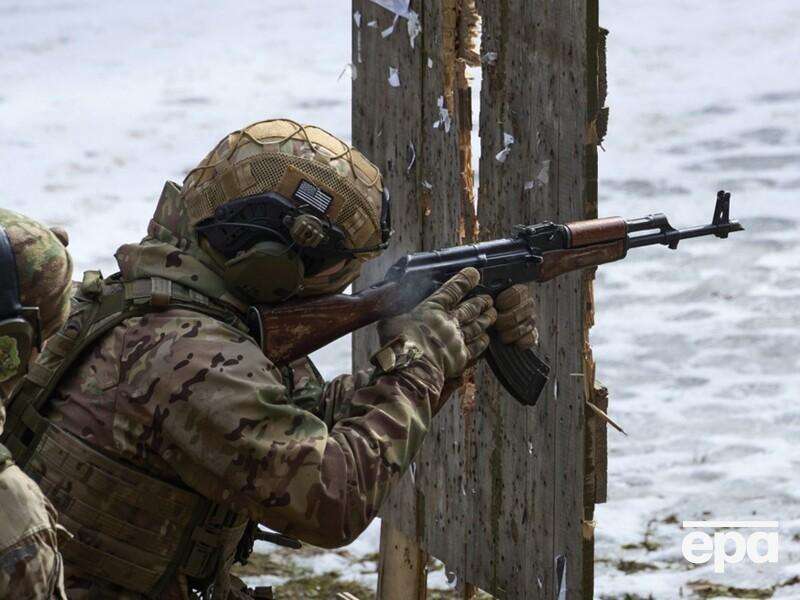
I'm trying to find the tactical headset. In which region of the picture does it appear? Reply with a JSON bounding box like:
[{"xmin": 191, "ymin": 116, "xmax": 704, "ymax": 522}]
[
  {"xmin": 196, "ymin": 180, "xmax": 392, "ymax": 304},
  {"xmin": 0, "ymin": 224, "xmax": 40, "ymax": 380}
]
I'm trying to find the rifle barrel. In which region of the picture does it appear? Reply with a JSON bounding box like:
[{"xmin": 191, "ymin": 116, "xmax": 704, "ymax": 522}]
[
  {"xmin": 627, "ymin": 221, "xmax": 744, "ymax": 249},
  {"xmin": 625, "ymin": 190, "xmax": 744, "ymax": 250}
]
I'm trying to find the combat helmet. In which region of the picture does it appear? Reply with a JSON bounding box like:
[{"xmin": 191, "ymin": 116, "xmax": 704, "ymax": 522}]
[
  {"xmin": 0, "ymin": 209, "xmax": 72, "ymax": 383},
  {"xmin": 176, "ymin": 119, "xmax": 391, "ymax": 303}
]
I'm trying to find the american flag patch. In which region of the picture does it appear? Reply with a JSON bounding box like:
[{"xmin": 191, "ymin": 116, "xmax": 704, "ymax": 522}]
[{"xmin": 293, "ymin": 180, "xmax": 333, "ymax": 214}]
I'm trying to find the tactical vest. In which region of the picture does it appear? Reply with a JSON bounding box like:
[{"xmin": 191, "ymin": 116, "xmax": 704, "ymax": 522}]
[{"xmin": 1, "ymin": 272, "xmax": 259, "ymax": 599}]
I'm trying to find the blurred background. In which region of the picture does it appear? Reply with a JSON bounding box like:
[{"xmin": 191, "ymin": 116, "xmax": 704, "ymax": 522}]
[{"xmin": 1, "ymin": 0, "xmax": 798, "ymax": 597}]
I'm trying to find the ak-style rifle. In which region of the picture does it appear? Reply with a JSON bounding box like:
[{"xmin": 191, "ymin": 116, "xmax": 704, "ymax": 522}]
[{"xmin": 252, "ymin": 191, "xmax": 743, "ymax": 406}]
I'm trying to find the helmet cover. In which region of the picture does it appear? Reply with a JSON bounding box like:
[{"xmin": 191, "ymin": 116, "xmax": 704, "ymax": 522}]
[{"xmin": 181, "ymin": 119, "xmax": 387, "ymax": 297}]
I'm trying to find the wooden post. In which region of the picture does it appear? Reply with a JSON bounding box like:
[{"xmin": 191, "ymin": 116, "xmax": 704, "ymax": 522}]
[
  {"xmin": 376, "ymin": 523, "xmax": 428, "ymax": 600},
  {"xmin": 352, "ymin": 1, "xmax": 605, "ymax": 597}
]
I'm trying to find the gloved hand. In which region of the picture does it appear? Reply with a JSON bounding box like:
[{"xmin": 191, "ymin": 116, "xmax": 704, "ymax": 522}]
[
  {"xmin": 494, "ymin": 284, "xmax": 538, "ymax": 349},
  {"xmin": 376, "ymin": 267, "xmax": 497, "ymax": 380}
]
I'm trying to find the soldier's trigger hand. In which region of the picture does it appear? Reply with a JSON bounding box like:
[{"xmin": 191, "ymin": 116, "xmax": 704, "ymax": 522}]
[
  {"xmin": 494, "ymin": 284, "xmax": 538, "ymax": 350},
  {"xmin": 377, "ymin": 267, "xmax": 497, "ymax": 380}
]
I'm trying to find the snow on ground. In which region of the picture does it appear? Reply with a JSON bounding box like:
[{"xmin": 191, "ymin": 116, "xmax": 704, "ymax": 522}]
[
  {"xmin": 594, "ymin": 1, "xmax": 800, "ymax": 598},
  {"xmin": 1, "ymin": 1, "xmax": 798, "ymax": 598}
]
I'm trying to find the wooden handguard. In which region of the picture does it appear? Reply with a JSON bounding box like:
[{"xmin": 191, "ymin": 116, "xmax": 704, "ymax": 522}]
[
  {"xmin": 536, "ymin": 240, "xmax": 626, "ymax": 281},
  {"xmin": 565, "ymin": 216, "xmax": 627, "ymax": 247}
]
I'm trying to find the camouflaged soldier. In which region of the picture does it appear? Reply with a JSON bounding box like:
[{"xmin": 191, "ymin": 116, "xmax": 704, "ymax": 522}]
[
  {"xmin": 3, "ymin": 120, "xmax": 537, "ymax": 599},
  {"xmin": 0, "ymin": 208, "xmax": 72, "ymax": 600}
]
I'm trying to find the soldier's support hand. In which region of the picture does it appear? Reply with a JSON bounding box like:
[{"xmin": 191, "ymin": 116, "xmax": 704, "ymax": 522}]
[
  {"xmin": 494, "ymin": 284, "xmax": 538, "ymax": 350},
  {"xmin": 377, "ymin": 267, "xmax": 496, "ymax": 380}
]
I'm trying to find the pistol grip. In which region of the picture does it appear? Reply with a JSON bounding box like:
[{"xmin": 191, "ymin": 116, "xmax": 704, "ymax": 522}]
[{"xmin": 485, "ymin": 332, "xmax": 550, "ymax": 406}]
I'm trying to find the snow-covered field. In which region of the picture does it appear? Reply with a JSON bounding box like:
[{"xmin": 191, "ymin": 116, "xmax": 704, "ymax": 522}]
[{"xmin": 1, "ymin": 1, "xmax": 798, "ymax": 598}]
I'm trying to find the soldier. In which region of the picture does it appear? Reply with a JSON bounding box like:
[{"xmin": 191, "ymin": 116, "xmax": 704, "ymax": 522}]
[
  {"xmin": 2, "ymin": 120, "xmax": 537, "ymax": 599},
  {"xmin": 0, "ymin": 208, "xmax": 72, "ymax": 599}
]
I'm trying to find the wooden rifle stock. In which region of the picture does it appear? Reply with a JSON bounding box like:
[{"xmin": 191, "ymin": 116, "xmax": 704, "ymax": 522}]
[{"xmin": 255, "ymin": 280, "xmax": 415, "ymax": 365}]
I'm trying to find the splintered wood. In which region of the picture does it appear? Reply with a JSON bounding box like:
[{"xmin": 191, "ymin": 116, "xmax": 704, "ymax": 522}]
[{"xmin": 352, "ymin": 1, "xmax": 604, "ymax": 597}]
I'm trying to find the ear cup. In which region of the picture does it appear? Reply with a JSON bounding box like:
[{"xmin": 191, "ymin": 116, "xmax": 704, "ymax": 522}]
[
  {"xmin": 0, "ymin": 317, "xmax": 34, "ymax": 383},
  {"xmin": 223, "ymin": 241, "xmax": 305, "ymax": 304}
]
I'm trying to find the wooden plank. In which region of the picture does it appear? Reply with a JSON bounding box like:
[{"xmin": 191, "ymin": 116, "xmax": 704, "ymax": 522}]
[
  {"xmin": 351, "ymin": 0, "xmax": 423, "ymax": 546},
  {"xmin": 353, "ymin": 1, "xmax": 597, "ymax": 597},
  {"xmin": 351, "ymin": 1, "xmax": 475, "ymax": 592},
  {"xmin": 473, "ymin": 0, "xmax": 590, "ymax": 597}
]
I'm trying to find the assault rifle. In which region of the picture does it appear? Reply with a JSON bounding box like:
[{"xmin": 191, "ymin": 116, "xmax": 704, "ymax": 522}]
[{"xmin": 253, "ymin": 191, "xmax": 743, "ymax": 406}]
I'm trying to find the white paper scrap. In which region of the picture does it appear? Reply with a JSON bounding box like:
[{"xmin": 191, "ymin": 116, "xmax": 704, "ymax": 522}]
[
  {"xmin": 495, "ymin": 132, "xmax": 516, "ymax": 163},
  {"xmin": 353, "ymin": 11, "xmax": 362, "ymax": 28},
  {"xmin": 388, "ymin": 67, "xmax": 401, "ymax": 87},
  {"xmin": 407, "ymin": 10, "xmax": 421, "ymax": 48},
  {"xmin": 382, "ymin": 14, "xmax": 399, "ymax": 38},
  {"xmin": 432, "ymin": 96, "xmax": 452, "ymax": 133},
  {"xmin": 535, "ymin": 160, "xmax": 551, "ymax": 186},
  {"xmin": 338, "ymin": 64, "xmax": 357, "ymax": 82},
  {"xmin": 368, "ymin": 0, "xmax": 411, "ymax": 18}
]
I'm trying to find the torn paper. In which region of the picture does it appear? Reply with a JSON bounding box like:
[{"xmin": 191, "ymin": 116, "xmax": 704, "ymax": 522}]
[
  {"xmin": 388, "ymin": 67, "xmax": 401, "ymax": 87},
  {"xmin": 368, "ymin": 0, "xmax": 411, "ymax": 18},
  {"xmin": 353, "ymin": 11, "xmax": 362, "ymax": 28},
  {"xmin": 338, "ymin": 64, "xmax": 357, "ymax": 82},
  {"xmin": 382, "ymin": 15, "xmax": 399, "ymax": 38},
  {"xmin": 407, "ymin": 10, "xmax": 420, "ymax": 48},
  {"xmin": 495, "ymin": 132, "xmax": 515, "ymax": 162},
  {"xmin": 525, "ymin": 160, "xmax": 551, "ymax": 190},
  {"xmin": 432, "ymin": 96, "xmax": 452, "ymax": 133},
  {"xmin": 367, "ymin": 20, "xmax": 378, "ymax": 28}
]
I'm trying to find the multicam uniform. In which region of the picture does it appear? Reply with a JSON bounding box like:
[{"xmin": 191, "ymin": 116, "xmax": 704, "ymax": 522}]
[
  {"xmin": 46, "ymin": 258, "xmax": 443, "ymax": 598},
  {"xmin": 0, "ymin": 209, "xmax": 72, "ymax": 600},
  {"xmin": 3, "ymin": 120, "xmax": 530, "ymax": 599},
  {"xmin": 3, "ymin": 123, "xmax": 452, "ymax": 599}
]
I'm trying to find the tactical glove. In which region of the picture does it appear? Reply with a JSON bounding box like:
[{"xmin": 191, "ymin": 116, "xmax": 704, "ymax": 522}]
[
  {"xmin": 376, "ymin": 267, "xmax": 496, "ymax": 380},
  {"xmin": 494, "ymin": 284, "xmax": 538, "ymax": 350}
]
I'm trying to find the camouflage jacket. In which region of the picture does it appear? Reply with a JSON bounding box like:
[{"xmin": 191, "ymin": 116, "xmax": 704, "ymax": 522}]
[{"xmin": 44, "ymin": 235, "xmax": 444, "ymax": 594}]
